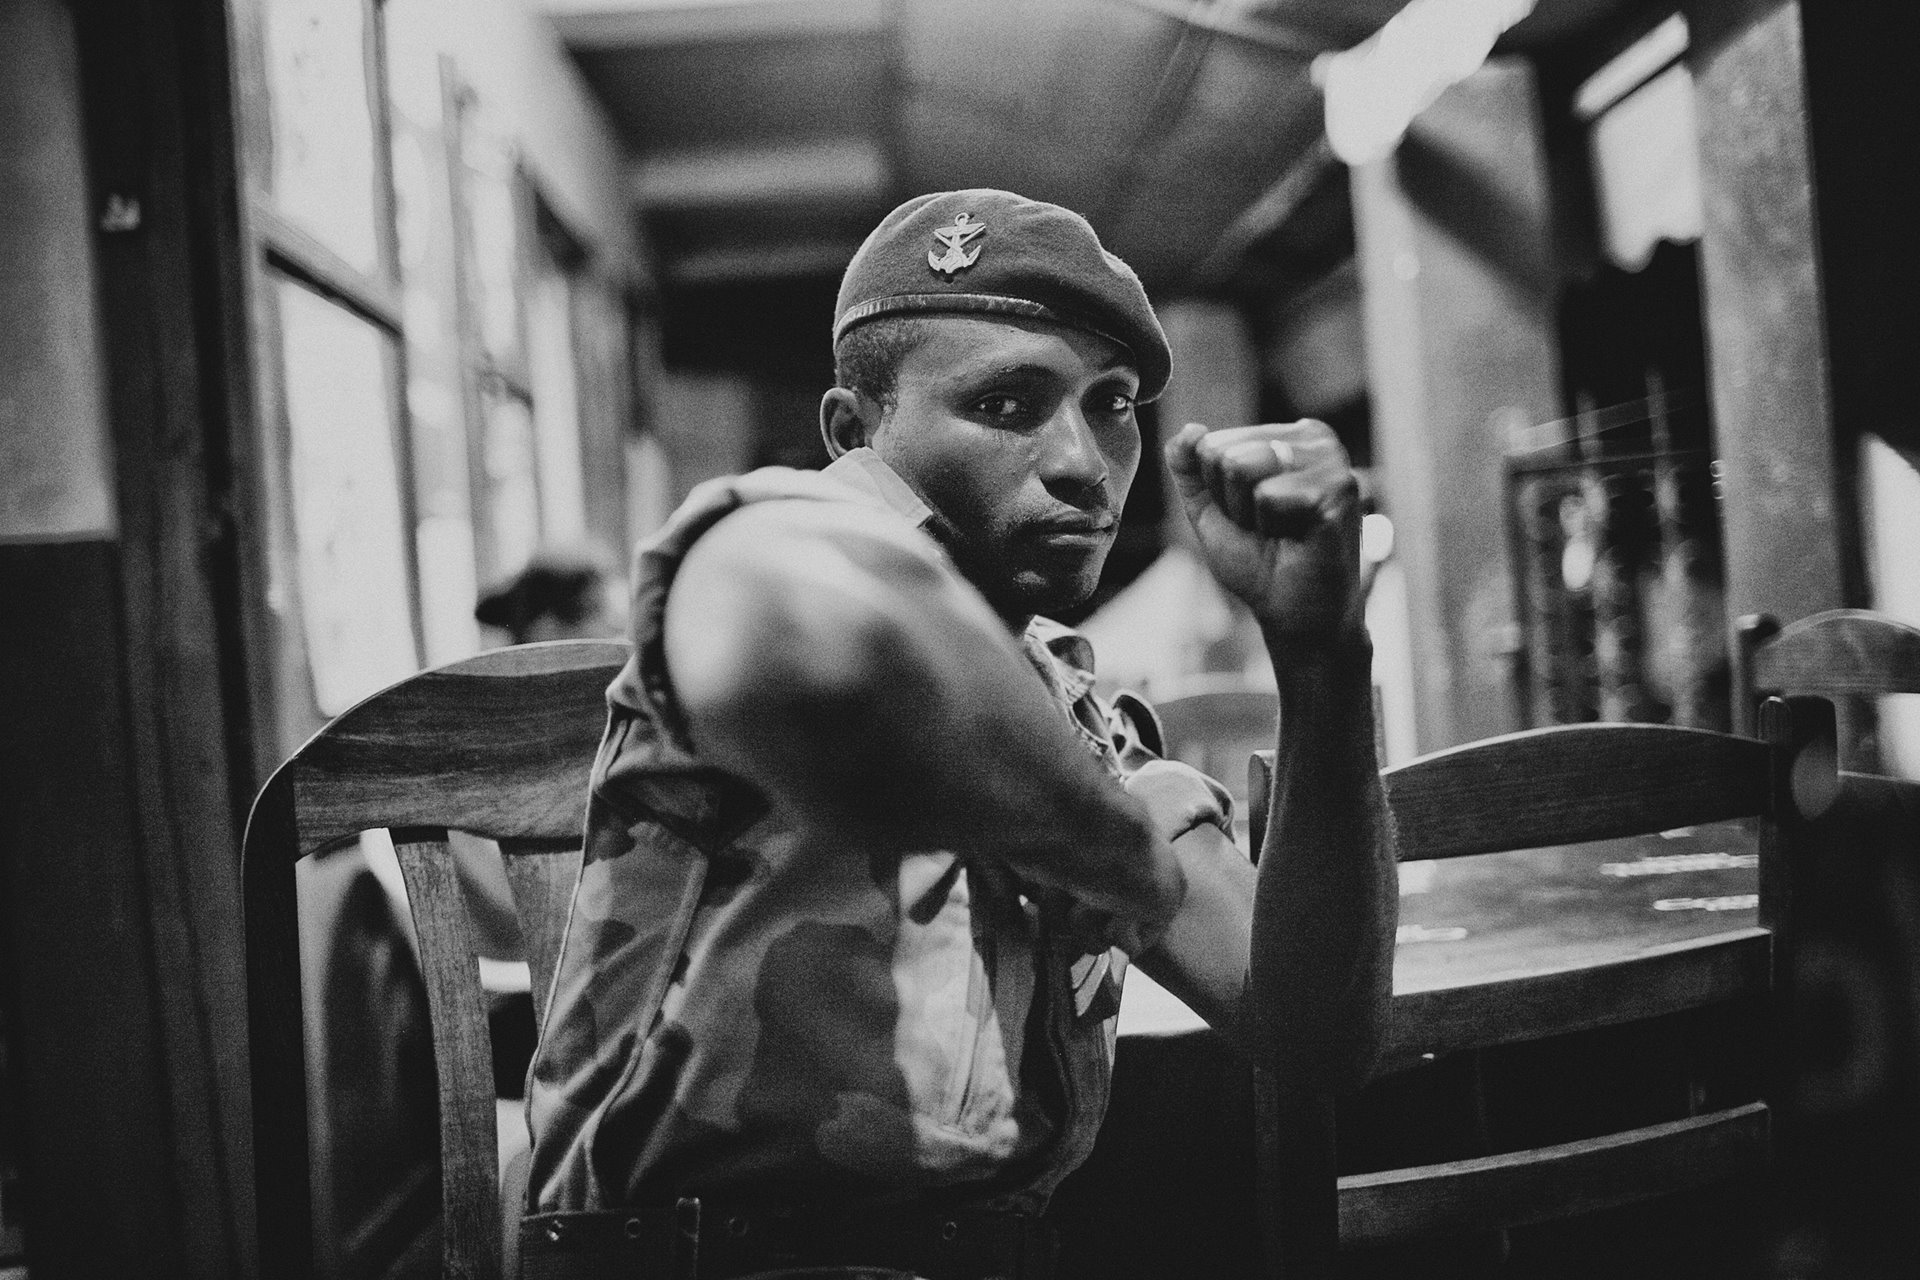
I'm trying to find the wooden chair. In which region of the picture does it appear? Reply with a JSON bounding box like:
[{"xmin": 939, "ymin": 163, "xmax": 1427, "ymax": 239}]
[
  {"xmin": 1149, "ymin": 681, "xmax": 1281, "ymax": 848},
  {"xmin": 1247, "ymin": 706, "xmax": 1820, "ymax": 1276},
  {"xmin": 1730, "ymin": 608, "xmax": 1920, "ymax": 1261},
  {"xmin": 1733, "ymin": 607, "xmax": 1920, "ymax": 738},
  {"xmin": 242, "ymin": 640, "xmax": 628, "ymax": 1280}
]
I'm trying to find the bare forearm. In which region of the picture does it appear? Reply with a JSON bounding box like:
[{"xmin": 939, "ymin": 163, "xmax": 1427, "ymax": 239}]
[
  {"xmin": 665, "ymin": 501, "xmax": 1180, "ymax": 926},
  {"xmin": 1135, "ymin": 823, "xmax": 1255, "ymax": 1034},
  {"xmin": 1248, "ymin": 634, "xmax": 1397, "ymax": 1089}
]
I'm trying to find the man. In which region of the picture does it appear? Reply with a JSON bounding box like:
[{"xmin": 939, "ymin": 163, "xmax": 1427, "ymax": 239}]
[{"xmin": 521, "ymin": 190, "xmax": 1396, "ymax": 1279}]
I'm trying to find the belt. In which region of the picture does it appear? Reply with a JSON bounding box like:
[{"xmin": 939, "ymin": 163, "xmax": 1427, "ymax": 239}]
[{"xmin": 519, "ymin": 1198, "xmax": 1057, "ymax": 1280}]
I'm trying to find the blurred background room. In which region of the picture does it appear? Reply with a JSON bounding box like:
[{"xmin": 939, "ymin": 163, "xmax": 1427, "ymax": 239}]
[{"xmin": 3, "ymin": 0, "xmax": 1919, "ymax": 1276}]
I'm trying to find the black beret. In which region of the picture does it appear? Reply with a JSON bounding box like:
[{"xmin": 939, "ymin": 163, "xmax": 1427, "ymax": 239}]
[{"xmin": 833, "ymin": 189, "xmax": 1172, "ymax": 402}]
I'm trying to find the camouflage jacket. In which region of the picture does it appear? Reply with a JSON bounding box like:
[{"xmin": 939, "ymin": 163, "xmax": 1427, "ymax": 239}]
[{"xmin": 524, "ymin": 449, "xmax": 1230, "ymax": 1214}]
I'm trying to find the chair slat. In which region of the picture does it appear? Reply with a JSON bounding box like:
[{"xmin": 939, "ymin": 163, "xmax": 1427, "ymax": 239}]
[
  {"xmin": 500, "ymin": 839, "xmax": 584, "ymax": 1029},
  {"xmin": 392, "ymin": 832, "xmax": 503, "ymax": 1280},
  {"xmin": 1383, "ymin": 928, "xmax": 1771, "ymax": 1066},
  {"xmin": 1339, "ymin": 1101, "xmax": 1771, "ymax": 1244},
  {"xmin": 286, "ymin": 643, "xmax": 625, "ymax": 856},
  {"xmin": 1752, "ymin": 608, "xmax": 1920, "ymax": 698},
  {"xmin": 1385, "ymin": 724, "xmax": 1772, "ymax": 861}
]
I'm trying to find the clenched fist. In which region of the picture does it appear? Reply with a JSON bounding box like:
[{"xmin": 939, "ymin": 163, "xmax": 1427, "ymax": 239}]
[{"xmin": 1166, "ymin": 420, "xmax": 1366, "ymax": 650}]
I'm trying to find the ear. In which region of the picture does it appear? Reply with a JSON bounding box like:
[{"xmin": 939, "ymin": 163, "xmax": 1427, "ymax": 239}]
[{"xmin": 819, "ymin": 386, "xmax": 876, "ymax": 460}]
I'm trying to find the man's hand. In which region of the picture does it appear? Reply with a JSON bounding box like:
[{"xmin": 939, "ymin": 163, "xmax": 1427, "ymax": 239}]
[{"xmin": 1166, "ymin": 420, "xmax": 1364, "ymax": 649}]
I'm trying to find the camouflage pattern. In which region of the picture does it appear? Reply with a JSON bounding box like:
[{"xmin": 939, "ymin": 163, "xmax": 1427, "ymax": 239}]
[{"xmin": 524, "ymin": 449, "xmax": 1231, "ymax": 1215}]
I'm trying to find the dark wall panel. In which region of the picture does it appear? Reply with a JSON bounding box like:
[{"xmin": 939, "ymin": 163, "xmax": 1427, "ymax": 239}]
[{"xmin": 0, "ymin": 541, "xmax": 186, "ymax": 1278}]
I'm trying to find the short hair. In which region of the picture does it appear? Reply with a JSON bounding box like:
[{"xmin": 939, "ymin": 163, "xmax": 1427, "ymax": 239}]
[{"xmin": 832, "ymin": 315, "xmax": 934, "ymax": 409}]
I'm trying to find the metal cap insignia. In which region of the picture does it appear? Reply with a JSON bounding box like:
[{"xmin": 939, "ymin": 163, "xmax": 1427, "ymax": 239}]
[{"xmin": 927, "ymin": 212, "xmax": 985, "ymax": 276}]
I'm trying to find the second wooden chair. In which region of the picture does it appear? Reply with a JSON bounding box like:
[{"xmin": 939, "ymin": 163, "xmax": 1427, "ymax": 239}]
[{"xmin": 1248, "ymin": 705, "xmax": 1821, "ymax": 1277}]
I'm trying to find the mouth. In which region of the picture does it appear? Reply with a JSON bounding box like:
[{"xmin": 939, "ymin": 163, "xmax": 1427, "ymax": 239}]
[
  {"xmin": 1026, "ymin": 516, "xmax": 1116, "ymax": 552},
  {"xmin": 1030, "ymin": 513, "xmax": 1115, "ymax": 537}
]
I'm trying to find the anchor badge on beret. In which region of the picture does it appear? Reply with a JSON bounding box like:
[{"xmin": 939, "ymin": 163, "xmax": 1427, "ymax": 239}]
[{"xmin": 928, "ymin": 212, "xmax": 986, "ymax": 276}]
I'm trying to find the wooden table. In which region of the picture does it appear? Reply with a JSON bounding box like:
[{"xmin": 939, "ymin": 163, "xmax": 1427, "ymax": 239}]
[
  {"xmin": 1117, "ymin": 819, "xmax": 1761, "ymax": 1038},
  {"xmin": 1060, "ymin": 822, "xmax": 1765, "ymax": 1279}
]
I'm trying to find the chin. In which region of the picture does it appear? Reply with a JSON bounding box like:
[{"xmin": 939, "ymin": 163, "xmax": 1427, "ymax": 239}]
[
  {"xmin": 1004, "ymin": 564, "xmax": 1104, "ymax": 619},
  {"xmin": 957, "ymin": 536, "xmax": 1110, "ymax": 620}
]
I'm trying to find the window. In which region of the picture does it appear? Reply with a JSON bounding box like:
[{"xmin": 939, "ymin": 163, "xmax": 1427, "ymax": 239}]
[
  {"xmin": 448, "ymin": 82, "xmax": 542, "ymax": 586},
  {"xmin": 237, "ymin": 0, "xmax": 646, "ymax": 733},
  {"xmin": 246, "ymin": 0, "xmax": 420, "ymax": 729},
  {"xmin": 1575, "ymin": 14, "xmax": 1702, "ymax": 274}
]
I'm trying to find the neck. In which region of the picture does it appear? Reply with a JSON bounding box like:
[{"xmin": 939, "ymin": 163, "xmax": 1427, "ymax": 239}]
[{"xmin": 920, "ymin": 507, "xmax": 1035, "ymax": 636}]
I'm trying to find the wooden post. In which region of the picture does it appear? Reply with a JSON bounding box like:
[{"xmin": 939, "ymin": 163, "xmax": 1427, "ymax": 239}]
[
  {"xmin": 3, "ymin": 0, "xmax": 264, "ymax": 1273},
  {"xmin": 1352, "ymin": 59, "xmax": 1563, "ymax": 751},
  {"xmin": 1685, "ymin": 0, "xmax": 1851, "ymax": 625}
]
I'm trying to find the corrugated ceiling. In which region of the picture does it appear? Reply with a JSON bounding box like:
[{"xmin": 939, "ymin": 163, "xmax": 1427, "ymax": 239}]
[{"xmin": 549, "ymin": 0, "xmax": 1635, "ymax": 296}]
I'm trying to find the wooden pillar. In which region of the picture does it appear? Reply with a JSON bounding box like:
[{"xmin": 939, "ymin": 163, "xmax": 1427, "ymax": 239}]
[
  {"xmin": 0, "ymin": 6, "xmax": 179, "ymax": 1275},
  {"xmin": 0, "ymin": 0, "xmax": 261, "ymax": 1274},
  {"xmin": 1685, "ymin": 0, "xmax": 1852, "ymax": 623},
  {"xmin": 1796, "ymin": 4, "xmax": 1920, "ymax": 467},
  {"xmin": 1351, "ymin": 59, "xmax": 1562, "ymax": 752}
]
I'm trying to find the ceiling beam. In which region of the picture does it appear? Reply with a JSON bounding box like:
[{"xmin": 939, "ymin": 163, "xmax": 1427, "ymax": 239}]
[
  {"xmin": 1102, "ymin": 0, "xmax": 1333, "ymax": 57},
  {"xmin": 630, "ymin": 137, "xmax": 888, "ymax": 208},
  {"xmin": 544, "ymin": 0, "xmax": 886, "ymax": 48}
]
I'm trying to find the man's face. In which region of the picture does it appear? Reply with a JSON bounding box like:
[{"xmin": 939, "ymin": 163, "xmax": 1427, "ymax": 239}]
[{"xmin": 866, "ymin": 315, "xmax": 1142, "ymax": 621}]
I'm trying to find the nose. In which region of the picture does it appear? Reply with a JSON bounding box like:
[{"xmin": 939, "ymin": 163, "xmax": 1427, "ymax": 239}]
[{"xmin": 1037, "ymin": 401, "xmax": 1109, "ymax": 502}]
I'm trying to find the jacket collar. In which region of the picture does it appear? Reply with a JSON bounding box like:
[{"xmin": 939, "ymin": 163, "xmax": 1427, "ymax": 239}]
[{"xmin": 821, "ymin": 447, "xmax": 934, "ymax": 528}]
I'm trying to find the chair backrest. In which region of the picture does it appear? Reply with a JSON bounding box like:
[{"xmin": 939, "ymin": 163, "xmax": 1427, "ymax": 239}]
[
  {"xmin": 242, "ymin": 640, "xmax": 628, "ymax": 1280},
  {"xmin": 1732, "ymin": 608, "xmax": 1920, "ymax": 737},
  {"xmin": 1247, "ymin": 707, "xmax": 1821, "ymax": 1277},
  {"xmin": 1150, "ymin": 684, "xmax": 1280, "ymax": 846},
  {"xmin": 1730, "ymin": 609, "xmax": 1920, "ymax": 1251}
]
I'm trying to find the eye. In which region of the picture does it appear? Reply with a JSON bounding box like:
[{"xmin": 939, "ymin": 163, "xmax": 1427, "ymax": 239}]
[
  {"xmin": 972, "ymin": 394, "xmax": 1032, "ymax": 421},
  {"xmin": 1086, "ymin": 384, "xmax": 1137, "ymax": 419}
]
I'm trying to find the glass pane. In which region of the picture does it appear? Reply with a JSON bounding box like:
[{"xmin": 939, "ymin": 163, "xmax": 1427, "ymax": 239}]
[
  {"xmin": 391, "ymin": 117, "xmax": 482, "ymax": 664},
  {"xmin": 261, "ymin": 0, "xmax": 382, "ymax": 274},
  {"xmin": 480, "ymin": 391, "xmax": 541, "ymax": 579},
  {"xmin": 625, "ymin": 432, "xmax": 673, "ymax": 544},
  {"xmin": 528, "ymin": 269, "xmax": 586, "ymax": 546},
  {"xmin": 415, "ymin": 512, "xmax": 481, "ymax": 666},
  {"xmin": 457, "ymin": 97, "xmax": 523, "ymax": 369},
  {"xmin": 1589, "ymin": 63, "xmax": 1702, "ymax": 272},
  {"xmin": 276, "ymin": 278, "xmax": 419, "ymax": 713}
]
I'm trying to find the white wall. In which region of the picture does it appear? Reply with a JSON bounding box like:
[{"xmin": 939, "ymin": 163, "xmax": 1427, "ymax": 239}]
[{"xmin": 0, "ymin": 0, "xmax": 114, "ymax": 543}]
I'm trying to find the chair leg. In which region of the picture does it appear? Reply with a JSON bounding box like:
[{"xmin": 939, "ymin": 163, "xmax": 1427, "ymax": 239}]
[
  {"xmin": 1256, "ymin": 1068, "xmax": 1338, "ymax": 1280},
  {"xmin": 501, "ymin": 1143, "xmax": 530, "ymax": 1280}
]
